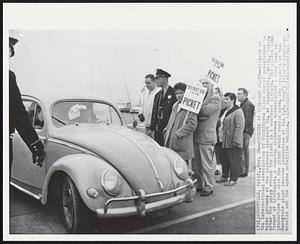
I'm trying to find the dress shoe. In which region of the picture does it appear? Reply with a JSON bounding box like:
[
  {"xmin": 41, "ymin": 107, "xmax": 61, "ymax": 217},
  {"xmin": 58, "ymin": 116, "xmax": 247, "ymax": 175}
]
[
  {"xmin": 239, "ymin": 173, "xmax": 248, "ymax": 177},
  {"xmin": 200, "ymin": 190, "xmax": 213, "ymax": 196},
  {"xmin": 224, "ymin": 180, "xmax": 236, "ymax": 186},
  {"xmin": 216, "ymin": 178, "xmax": 228, "ymax": 183}
]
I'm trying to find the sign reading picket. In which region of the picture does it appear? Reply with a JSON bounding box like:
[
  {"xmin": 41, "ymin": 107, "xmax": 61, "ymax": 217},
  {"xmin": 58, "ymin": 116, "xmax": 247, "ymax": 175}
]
[
  {"xmin": 206, "ymin": 57, "xmax": 224, "ymax": 84},
  {"xmin": 179, "ymin": 81, "xmax": 207, "ymax": 114}
]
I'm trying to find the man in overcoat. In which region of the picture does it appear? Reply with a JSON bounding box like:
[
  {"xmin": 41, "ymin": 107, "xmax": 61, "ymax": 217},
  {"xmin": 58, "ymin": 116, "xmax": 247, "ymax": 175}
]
[
  {"xmin": 237, "ymin": 88, "xmax": 255, "ymax": 177},
  {"xmin": 149, "ymin": 69, "xmax": 177, "ymax": 146},
  {"xmin": 9, "ymin": 36, "xmax": 46, "ymax": 176},
  {"xmin": 192, "ymin": 78, "xmax": 221, "ymax": 196}
]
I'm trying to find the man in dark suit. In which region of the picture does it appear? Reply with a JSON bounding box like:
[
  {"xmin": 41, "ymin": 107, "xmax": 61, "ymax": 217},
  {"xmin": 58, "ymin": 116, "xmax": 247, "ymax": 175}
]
[
  {"xmin": 149, "ymin": 69, "xmax": 177, "ymax": 146},
  {"xmin": 237, "ymin": 88, "xmax": 255, "ymax": 177},
  {"xmin": 9, "ymin": 36, "xmax": 46, "ymax": 175}
]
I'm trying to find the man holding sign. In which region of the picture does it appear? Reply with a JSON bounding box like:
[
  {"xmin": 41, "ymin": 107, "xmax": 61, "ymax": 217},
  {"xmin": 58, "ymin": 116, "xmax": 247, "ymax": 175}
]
[{"xmin": 192, "ymin": 78, "xmax": 221, "ymax": 196}]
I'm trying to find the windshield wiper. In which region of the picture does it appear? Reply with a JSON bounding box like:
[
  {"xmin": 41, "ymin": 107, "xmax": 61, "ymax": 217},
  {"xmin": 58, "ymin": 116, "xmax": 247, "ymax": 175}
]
[
  {"xmin": 51, "ymin": 116, "xmax": 80, "ymax": 126},
  {"xmin": 51, "ymin": 116, "xmax": 67, "ymax": 125}
]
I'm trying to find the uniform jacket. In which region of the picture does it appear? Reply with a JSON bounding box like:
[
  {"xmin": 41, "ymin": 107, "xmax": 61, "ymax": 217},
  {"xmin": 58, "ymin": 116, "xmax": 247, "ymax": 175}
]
[
  {"xmin": 150, "ymin": 86, "xmax": 177, "ymax": 132},
  {"xmin": 240, "ymin": 98, "xmax": 255, "ymax": 136},
  {"xmin": 193, "ymin": 86, "xmax": 221, "ymax": 145},
  {"xmin": 164, "ymin": 102, "xmax": 198, "ymax": 160},
  {"xmin": 9, "ymin": 70, "xmax": 40, "ymax": 147},
  {"xmin": 221, "ymin": 104, "xmax": 245, "ymax": 148}
]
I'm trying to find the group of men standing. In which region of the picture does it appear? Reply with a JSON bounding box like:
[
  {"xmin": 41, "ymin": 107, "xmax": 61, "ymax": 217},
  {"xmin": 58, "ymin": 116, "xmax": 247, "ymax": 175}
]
[{"xmin": 138, "ymin": 68, "xmax": 255, "ymax": 196}]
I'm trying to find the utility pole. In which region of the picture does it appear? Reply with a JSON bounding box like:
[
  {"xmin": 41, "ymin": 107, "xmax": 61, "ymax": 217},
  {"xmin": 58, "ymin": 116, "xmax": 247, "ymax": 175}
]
[{"xmin": 124, "ymin": 81, "xmax": 137, "ymax": 128}]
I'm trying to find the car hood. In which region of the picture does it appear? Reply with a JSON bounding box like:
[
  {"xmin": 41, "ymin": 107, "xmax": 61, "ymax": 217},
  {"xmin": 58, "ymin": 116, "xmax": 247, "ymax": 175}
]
[{"xmin": 51, "ymin": 124, "xmax": 175, "ymax": 194}]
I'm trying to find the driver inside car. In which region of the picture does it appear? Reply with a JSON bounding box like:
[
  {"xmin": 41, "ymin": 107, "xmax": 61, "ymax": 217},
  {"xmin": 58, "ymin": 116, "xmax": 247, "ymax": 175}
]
[{"xmin": 70, "ymin": 104, "xmax": 97, "ymax": 123}]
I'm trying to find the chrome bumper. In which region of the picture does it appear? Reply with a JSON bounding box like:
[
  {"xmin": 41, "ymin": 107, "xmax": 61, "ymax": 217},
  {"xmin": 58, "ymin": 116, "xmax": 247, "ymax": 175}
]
[{"xmin": 96, "ymin": 178, "xmax": 197, "ymax": 218}]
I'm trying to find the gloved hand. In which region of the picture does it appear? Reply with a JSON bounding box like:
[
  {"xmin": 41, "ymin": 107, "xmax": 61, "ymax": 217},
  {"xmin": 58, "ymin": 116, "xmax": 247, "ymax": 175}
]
[
  {"xmin": 133, "ymin": 120, "xmax": 138, "ymax": 128},
  {"xmin": 138, "ymin": 114, "xmax": 145, "ymax": 122},
  {"xmin": 30, "ymin": 140, "xmax": 46, "ymax": 167},
  {"xmin": 148, "ymin": 130, "xmax": 155, "ymax": 139}
]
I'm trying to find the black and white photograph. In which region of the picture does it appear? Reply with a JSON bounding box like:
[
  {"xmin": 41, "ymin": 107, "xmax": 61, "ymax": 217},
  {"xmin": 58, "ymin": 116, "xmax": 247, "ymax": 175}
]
[{"xmin": 3, "ymin": 3, "xmax": 297, "ymax": 242}]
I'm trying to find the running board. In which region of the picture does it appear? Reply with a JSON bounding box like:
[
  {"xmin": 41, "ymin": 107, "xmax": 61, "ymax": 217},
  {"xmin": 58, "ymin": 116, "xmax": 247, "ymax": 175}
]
[{"xmin": 10, "ymin": 181, "xmax": 41, "ymax": 200}]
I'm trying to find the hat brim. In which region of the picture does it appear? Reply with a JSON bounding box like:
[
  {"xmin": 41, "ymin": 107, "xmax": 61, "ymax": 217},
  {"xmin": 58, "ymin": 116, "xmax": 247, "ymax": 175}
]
[
  {"xmin": 155, "ymin": 74, "xmax": 170, "ymax": 78},
  {"xmin": 9, "ymin": 37, "xmax": 19, "ymax": 46}
]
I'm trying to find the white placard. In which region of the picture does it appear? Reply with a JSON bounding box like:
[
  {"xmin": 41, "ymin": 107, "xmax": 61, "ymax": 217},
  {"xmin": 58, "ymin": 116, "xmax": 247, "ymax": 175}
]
[
  {"xmin": 206, "ymin": 57, "xmax": 224, "ymax": 84},
  {"xmin": 179, "ymin": 82, "xmax": 207, "ymax": 114}
]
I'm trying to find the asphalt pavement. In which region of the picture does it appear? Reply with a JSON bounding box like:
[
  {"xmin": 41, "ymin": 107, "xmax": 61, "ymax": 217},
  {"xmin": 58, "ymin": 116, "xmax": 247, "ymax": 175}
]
[{"xmin": 9, "ymin": 171, "xmax": 255, "ymax": 234}]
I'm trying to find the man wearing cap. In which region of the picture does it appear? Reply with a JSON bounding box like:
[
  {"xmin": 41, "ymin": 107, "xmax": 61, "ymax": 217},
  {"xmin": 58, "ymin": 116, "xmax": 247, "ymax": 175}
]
[
  {"xmin": 9, "ymin": 36, "xmax": 46, "ymax": 176},
  {"xmin": 149, "ymin": 69, "xmax": 177, "ymax": 146}
]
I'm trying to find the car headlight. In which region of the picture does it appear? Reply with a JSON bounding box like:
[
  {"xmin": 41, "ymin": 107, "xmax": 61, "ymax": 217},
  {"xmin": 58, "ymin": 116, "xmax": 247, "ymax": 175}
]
[
  {"xmin": 173, "ymin": 158, "xmax": 189, "ymax": 180},
  {"xmin": 101, "ymin": 169, "xmax": 123, "ymax": 196}
]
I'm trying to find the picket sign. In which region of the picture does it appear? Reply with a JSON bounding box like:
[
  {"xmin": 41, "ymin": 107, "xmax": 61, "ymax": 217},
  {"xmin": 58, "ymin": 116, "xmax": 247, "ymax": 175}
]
[
  {"xmin": 206, "ymin": 57, "xmax": 224, "ymax": 85},
  {"xmin": 179, "ymin": 57, "xmax": 224, "ymax": 126},
  {"xmin": 179, "ymin": 81, "xmax": 207, "ymax": 114}
]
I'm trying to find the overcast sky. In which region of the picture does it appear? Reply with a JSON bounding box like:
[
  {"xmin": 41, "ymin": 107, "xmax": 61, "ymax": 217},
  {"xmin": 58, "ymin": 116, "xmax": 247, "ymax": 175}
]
[{"xmin": 9, "ymin": 30, "xmax": 259, "ymax": 105}]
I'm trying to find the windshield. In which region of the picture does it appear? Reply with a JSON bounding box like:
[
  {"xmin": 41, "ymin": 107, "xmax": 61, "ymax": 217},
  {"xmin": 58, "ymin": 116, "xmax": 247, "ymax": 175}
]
[{"xmin": 52, "ymin": 100, "xmax": 122, "ymax": 128}]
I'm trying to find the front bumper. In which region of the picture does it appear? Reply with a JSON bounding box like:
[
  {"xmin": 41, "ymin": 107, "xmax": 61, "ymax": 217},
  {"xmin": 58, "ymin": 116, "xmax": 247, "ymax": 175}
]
[{"xmin": 96, "ymin": 178, "xmax": 197, "ymax": 218}]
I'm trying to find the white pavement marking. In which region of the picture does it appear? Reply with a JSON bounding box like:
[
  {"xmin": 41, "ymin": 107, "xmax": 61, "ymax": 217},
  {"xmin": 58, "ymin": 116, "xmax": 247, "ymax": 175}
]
[{"xmin": 129, "ymin": 197, "xmax": 255, "ymax": 234}]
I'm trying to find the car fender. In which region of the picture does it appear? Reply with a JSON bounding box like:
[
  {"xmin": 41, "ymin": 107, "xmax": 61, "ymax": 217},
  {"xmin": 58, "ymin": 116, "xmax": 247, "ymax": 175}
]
[
  {"xmin": 161, "ymin": 147, "xmax": 189, "ymax": 184},
  {"xmin": 41, "ymin": 153, "xmax": 121, "ymax": 211}
]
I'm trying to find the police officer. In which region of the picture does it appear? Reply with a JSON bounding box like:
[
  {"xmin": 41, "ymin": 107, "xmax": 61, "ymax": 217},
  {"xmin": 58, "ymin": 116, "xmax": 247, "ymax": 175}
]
[
  {"xmin": 149, "ymin": 69, "xmax": 177, "ymax": 146},
  {"xmin": 9, "ymin": 36, "xmax": 46, "ymax": 175}
]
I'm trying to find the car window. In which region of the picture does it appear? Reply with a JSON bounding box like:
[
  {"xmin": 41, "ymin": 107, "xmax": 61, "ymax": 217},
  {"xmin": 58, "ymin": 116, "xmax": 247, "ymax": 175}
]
[
  {"xmin": 23, "ymin": 100, "xmax": 44, "ymax": 129},
  {"xmin": 52, "ymin": 101, "xmax": 122, "ymax": 127},
  {"xmin": 94, "ymin": 103, "xmax": 122, "ymax": 126},
  {"xmin": 34, "ymin": 104, "xmax": 44, "ymax": 129}
]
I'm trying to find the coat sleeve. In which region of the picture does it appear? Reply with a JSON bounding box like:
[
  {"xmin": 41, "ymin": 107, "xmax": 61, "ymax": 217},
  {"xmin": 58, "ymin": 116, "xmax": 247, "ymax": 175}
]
[
  {"xmin": 199, "ymin": 94, "xmax": 221, "ymax": 118},
  {"xmin": 232, "ymin": 109, "xmax": 245, "ymax": 147},
  {"xmin": 242, "ymin": 103, "xmax": 255, "ymax": 134},
  {"xmin": 138, "ymin": 89, "xmax": 144, "ymax": 115},
  {"xmin": 149, "ymin": 92, "xmax": 159, "ymax": 131},
  {"xmin": 175, "ymin": 112, "xmax": 198, "ymax": 138},
  {"xmin": 10, "ymin": 72, "xmax": 40, "ymax": 148}
]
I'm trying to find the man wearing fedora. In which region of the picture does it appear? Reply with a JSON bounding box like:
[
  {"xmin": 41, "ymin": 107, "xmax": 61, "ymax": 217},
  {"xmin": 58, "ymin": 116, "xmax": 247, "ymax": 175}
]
[
  {"xmin": 9, "ymin": 36, "xmax": 46, "ymax": 177},
  {"xmin": 149, "ymin": 69, "xmax": 177, "ymax": 146}
]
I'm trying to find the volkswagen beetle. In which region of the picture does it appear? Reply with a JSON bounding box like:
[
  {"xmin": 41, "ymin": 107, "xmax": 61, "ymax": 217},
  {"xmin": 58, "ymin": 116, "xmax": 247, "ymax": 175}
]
[{"xmin": 10, "ymin": 93, "xmax": 197, "ymax": 233}]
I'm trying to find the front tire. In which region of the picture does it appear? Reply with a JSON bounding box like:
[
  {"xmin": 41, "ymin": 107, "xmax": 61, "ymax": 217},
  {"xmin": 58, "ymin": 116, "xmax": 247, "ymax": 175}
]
[{"xmin": 61, "ymin": 175, "xmax": 94, "ymax": 233}]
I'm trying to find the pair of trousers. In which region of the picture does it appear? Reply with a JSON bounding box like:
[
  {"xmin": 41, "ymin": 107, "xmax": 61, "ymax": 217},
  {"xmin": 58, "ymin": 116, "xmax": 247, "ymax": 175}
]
[
  {"xmin": 241, "ymin": 133, "xmax": 251, "ymax": 174},
  {"xmin": 220, "ymin": 148, "xmax": 242, "ymax": 182},
  {"xmin": 154, "ymin": 128, "xmax": 164, "ymax": 146},
  {"xmin": 9, "ymin": 138, "xmax": 13, "ymax": 180},
  {"xmin": 214, "ymin": 142, "xmax": 222, "ymax": 165},
  {"xmin": 192, "ymin": 143, "xmax": 214, "ymax": 191}
]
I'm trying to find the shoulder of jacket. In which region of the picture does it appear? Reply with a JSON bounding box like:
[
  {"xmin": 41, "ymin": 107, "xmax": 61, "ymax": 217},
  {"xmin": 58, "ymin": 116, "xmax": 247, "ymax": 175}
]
[
  {"xmin": 235, "ymin": 108, "xmax": 244, "ymax": 115},
  {"xmin": 211, "ymin": 93, "xmax": 221, "ymax": 100},
  {"xmin": 172, "ymin": 101, "xmax": 179, "ymax": 109},
  {"xmin": 154, "ymin": 87, "xmax": 161, "ymax": 93},
  {"xmin": 169, "ymin": 85, "xmax": 175, "ymax": 92},
  {"xmin": 208, "ymin": 94, "xmax": 221, "ymax": 104},
  {"xmin": 9, "ymin": 70, "xmax": 15, "ymax": 77},
  {"xmin": 155, "ymin": 90, "xmax": 162, "ymax": 97},
  {"xmin": 244, "ymin": 99, "xmax": 254, "ymax": 106}
]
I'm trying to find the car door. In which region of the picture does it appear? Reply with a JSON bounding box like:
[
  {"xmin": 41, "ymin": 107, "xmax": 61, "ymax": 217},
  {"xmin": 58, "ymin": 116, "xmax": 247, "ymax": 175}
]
[{"xmin": 11, "ymin": 99, "xmax": 47, "ymax": 190}]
